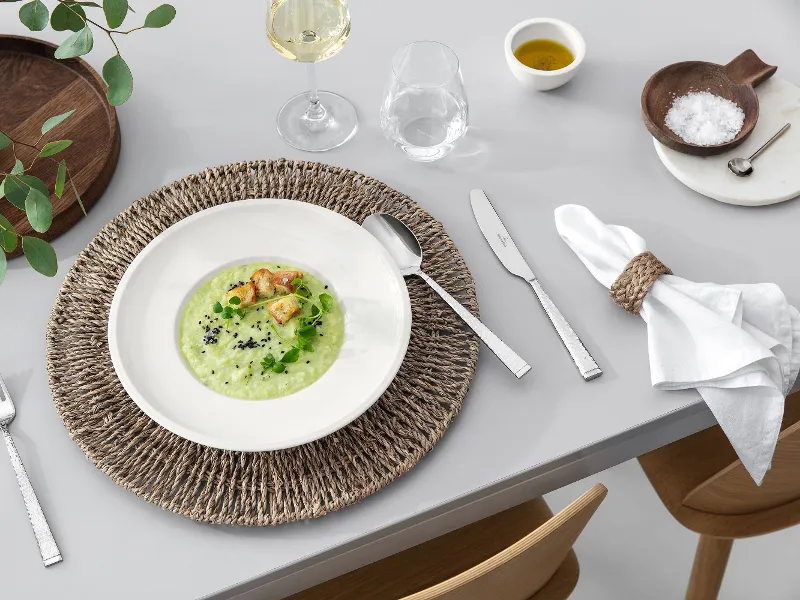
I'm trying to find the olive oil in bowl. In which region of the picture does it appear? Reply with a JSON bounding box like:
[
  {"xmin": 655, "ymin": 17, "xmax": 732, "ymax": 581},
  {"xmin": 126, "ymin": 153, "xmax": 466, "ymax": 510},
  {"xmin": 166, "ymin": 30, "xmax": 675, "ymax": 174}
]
[{"xmin": 514, "ymin": 39, "xmax": 574, "ymax": 71}]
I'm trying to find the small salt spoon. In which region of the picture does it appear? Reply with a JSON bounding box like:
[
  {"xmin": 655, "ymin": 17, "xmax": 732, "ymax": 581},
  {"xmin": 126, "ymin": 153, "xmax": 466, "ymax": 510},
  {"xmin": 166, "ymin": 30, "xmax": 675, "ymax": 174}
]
[{"xmin": 728, "ymin": 123, "xmax": 791, "ymax": 177}]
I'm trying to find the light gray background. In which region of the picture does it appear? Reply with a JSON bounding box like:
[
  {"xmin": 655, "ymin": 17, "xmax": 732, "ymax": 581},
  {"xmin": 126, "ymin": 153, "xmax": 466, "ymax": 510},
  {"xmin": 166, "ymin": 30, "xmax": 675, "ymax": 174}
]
[{"xmin": 1, "ymin": 1, "xmax": 799, "ymax": 598}]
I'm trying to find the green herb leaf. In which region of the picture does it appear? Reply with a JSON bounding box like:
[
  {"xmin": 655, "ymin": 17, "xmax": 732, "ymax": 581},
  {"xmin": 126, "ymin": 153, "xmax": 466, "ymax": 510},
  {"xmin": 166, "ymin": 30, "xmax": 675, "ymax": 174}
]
[
  {"xmin": 19, "ymin": 0, "xmax": 49, "ymax": 31},
  {"xmin": 3, "ymin": 174, "xmax": 46, "ymax": 210},
  {"xmin": 54, "ymin": 26, "xmax": 93, "ymax": 59},
  {"xmin": 41, "ymin": 110, "xmax": 75, "ymax": 134},
  {"xmin": 272, "ymin": 363, "xmax": 286, "ymax": 373},
  {"xmin": 55, "ymin": 159, "xmax": 67, "ymax": 198},
  {"xmin": 50, "ymin": 3, "xmax": 86, "ymax": 31},
  {"xmin": 0, "ymin": 132, "xmax": 10, "ymax": 151},
  {"xmin": 0, "ymin": 215, "xmax": 18, "ymax": 253},
  {"xmin": 235, "ymin": 308, "xmax": 245, "ymax": 318},
  {"xmin": 310, "ymin": 304, "xmax": 320, "ymax": 317},
  {"xmin": 280, "ymin": 348, "xmax": 300, "ymax": 363},
  {"xmin": 212, "ymin": 301, "xmax": 223, "ymax": 313},
  {"xmin": 69, "ymin": 179, "xmax": 86, "ymax": 215},
  {"xmin": 290, "ymin": 278, "xmax": 303, "ymax": 287},
  {"xmin": 228, "ymin": 295, "xmax": 240, "ymax": 305},
  {"xmin": 260, "ymin": 354, "xmax": 276, "ymax": 370},
  {"xmin": 22, "ymin": 236, "xmax": 57, "ymax": 276},
  {"xmin": 11, "ymin": 159, "xmax": 24, "ymax": 175},
  {"xmin": 303, "ymin": 342, "xmax": 314, "ymax": 353},
  {"xmin": 319, "ymin": 293, "xmax": 333, "ymax": 312},
  {"xmin": 39, "ymin": 140, "xmax": 72, "ymax": 157},
  {"xmin": 298, "ymin": 324, "xmax": 316, "ymax": 339},
  {"xmin": 25, "ymin": 187, "xmax": 53, "ymax": 233},
  {"xmin": 102, "ymin": 54, "xmax": 133, "ymax": 106},
  {"xmin": 143, "ymin": 3, "xmax": 175, "ymax": 27},
  {"xmin": 102, "ymin": 0, "xmax": 127, "ymax": 27}
]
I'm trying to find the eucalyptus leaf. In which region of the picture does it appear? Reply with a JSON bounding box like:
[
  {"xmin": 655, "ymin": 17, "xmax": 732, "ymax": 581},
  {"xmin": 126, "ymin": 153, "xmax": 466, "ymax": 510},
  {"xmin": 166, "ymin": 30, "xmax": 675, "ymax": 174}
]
[
  {"xmin": 39, "ymin": 140, "xmax": 73, "ymax": 157},
  {"xmin": 103, "ymin": 0, "xmax": 127, "ymax": 28},
  {"xmin": 54, "ymin": 26, "xmax": 93, "ymax": 59},
  {"xmin": 25, "ymin": 187, "xmax": 53, "ymax": 233},
  {"xmin": 102, "ymin": 55, "xmax": 133, "ymax": 105},
  {"xmin": 143, "ymin": 4, "xmax": 175, "ymax": 28},
  {"xmin": 55, "ymin": 160, "xmax": 67, "ymax": 198},
  {"xmin": 70, "ymin": 179, "xmax": 86, "ymax": 215},
  {"xmin": 50, "ymin": 3, "xmax": 86, "ymax": 32},
  {"xmin": 19, "ymin": 0, "xmax": 49, "ymax": 31},
  {"xmin": 11, "ymin": 159, "xmax": 24, "ymax": 175},
  {"xmin": 20, "ymin": 175, "xmax": 49, "ymax": 196},
  {"xmin": 3, "ymin": 177, "xmax": 28, "ymax": 210},
  {"xmin": 0, "ymin": 251, "xmax": 6, "ymax": 287},
  {"xmin": 76, "ymin": 1, "xmax": 101, "ymax": 5},
  {"xmin": 22, "ymin": 236, "xmax": 58, "ymax": 277},
  {"xmin": 0, "ymin": 132, "xmax": 10, "ymax": 151},
  {"xmin": 41, "ymin": 110, "xmax": 75, "ymax": 134},
  {"xmin": 0, "ymin": 215, "xmax": 18, "ymax": 254}
]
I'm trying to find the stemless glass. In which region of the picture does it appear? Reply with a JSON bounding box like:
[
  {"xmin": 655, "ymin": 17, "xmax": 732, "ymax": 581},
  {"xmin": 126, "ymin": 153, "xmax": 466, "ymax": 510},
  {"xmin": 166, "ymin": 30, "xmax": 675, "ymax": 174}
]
[
  {"xmin": 380, "ymin": 41, "xmax": 469, "ymax": 162},
  {"xmin": 267, "ymin": 0, "xmax": 358, "ymax": 151}
]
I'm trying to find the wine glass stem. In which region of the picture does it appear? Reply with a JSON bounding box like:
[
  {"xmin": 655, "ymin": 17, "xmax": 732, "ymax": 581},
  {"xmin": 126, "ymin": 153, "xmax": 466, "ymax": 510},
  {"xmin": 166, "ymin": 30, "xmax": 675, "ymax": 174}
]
[{"xmin": 302, "ymin": 63, "xmax": 330, "ymax": 132}]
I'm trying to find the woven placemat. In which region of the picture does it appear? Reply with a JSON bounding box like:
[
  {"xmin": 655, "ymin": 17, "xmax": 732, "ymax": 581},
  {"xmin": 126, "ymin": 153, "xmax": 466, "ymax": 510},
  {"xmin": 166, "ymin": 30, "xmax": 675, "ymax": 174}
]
[{"xmin": 45, "ymin": 159, "xmax": 479, "ymax": 526}]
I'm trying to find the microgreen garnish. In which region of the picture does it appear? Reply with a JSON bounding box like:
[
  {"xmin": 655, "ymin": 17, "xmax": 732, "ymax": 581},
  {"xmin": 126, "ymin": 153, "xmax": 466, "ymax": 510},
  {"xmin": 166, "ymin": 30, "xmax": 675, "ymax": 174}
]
[{"xmin": 280, "ymin": 348, "xmax": 300, "ymax": 363}]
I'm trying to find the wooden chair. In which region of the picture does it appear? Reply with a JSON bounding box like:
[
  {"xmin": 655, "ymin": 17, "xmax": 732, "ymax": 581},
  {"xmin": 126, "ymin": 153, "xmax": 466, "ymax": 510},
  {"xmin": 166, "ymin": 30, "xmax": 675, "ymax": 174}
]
[
  {"xmin": 288, "ymin": 484, "xmax": 607, "ymax": 600},
  {"xmin": 638, "ymin": 392, "xmax": 800, "ymax": 600}
]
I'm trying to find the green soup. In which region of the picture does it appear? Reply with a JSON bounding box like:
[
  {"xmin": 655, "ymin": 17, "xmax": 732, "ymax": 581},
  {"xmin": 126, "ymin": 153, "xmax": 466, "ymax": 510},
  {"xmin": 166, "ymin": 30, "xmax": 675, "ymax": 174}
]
[{"xmin": 179, "ymin": 262, "xmax": 344, "ymax": 400}]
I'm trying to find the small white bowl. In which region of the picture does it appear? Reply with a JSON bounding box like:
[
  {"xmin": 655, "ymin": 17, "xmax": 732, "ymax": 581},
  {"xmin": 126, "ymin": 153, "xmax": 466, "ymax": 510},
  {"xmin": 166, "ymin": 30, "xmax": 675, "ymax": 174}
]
[{"xmin": 504, "ymin": 18, "xmax": 586, "ymax": 91}]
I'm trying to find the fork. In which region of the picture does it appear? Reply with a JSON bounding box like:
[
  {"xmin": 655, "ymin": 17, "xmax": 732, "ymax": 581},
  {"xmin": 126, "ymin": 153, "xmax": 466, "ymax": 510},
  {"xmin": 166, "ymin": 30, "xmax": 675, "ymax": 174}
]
[{"xmin": 0, "ymin": 375, "xmax": 62, "ymax": 567}]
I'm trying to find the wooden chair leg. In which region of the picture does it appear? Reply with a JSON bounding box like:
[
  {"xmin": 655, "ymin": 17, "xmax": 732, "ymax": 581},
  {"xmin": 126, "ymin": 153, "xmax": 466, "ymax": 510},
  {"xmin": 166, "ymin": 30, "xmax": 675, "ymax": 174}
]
[{"xmin": 685, "ymin": 535, "xmax": 734, "ymax": 600}]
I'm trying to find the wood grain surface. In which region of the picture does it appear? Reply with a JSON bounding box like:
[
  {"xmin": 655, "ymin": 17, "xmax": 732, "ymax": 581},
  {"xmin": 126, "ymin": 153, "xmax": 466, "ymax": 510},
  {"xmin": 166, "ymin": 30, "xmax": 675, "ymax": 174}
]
[
  {"xmin": 641, "ymin": 49, "xmax": 777, "ymax": 156},
  {"xmin": 0, "ymin": 35, "xmax": 120, "ymax": 258}
]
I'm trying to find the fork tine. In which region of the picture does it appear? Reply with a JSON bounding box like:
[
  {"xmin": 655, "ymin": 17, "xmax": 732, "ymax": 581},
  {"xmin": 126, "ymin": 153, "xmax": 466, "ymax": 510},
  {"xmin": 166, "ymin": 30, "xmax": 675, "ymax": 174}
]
[{"xmin": 0, "ymin": 373, "xmax": 11, "ymax": 403}]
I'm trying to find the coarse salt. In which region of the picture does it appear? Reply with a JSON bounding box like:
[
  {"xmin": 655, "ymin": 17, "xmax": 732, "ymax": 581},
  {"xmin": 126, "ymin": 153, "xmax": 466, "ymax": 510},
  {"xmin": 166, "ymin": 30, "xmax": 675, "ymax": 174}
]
[{"xmin": 664, "ymin": 91, "xmax": 745, "ymax": 146}]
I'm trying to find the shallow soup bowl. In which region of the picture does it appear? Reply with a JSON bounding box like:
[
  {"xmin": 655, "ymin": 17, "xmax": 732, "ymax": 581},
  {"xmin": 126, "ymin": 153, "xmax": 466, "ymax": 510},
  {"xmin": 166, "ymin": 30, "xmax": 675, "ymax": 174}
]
[
  {"xmin": 108, "ymin": 199, "xmax": 412, "ymax": 452},
  {"xmin": 504, "ymin": 18, "xmax": 586, "ymax": 91}
]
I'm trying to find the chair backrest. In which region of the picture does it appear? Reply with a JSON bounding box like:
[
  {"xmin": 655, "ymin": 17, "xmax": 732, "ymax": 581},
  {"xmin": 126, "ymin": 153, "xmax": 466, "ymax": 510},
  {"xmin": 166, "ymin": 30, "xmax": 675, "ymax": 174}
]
[
  {"xmin": 401, "ymin": 483, "xmax": 607, "ymax": 600},
  {"xmin": 684, "ymin": 420, "xmax": 800, "ymax": 515}
]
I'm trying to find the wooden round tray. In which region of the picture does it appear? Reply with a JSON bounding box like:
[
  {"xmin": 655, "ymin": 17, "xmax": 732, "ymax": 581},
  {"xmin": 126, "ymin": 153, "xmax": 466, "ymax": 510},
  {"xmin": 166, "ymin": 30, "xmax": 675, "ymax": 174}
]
[{"xmin": 0, "ymin": 35, "xmax": 120, "ymax": 257}]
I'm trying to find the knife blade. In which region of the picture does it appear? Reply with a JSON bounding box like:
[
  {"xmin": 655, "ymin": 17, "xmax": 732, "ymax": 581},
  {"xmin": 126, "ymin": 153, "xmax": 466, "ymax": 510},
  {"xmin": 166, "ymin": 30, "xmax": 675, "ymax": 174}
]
[
  {"xmin": 470, "ymin": 189, "xmax": 602, "ymax": 381},
  {"xmin": 470, "ymin": 190, "xmax": 535, "ymax": 281}
]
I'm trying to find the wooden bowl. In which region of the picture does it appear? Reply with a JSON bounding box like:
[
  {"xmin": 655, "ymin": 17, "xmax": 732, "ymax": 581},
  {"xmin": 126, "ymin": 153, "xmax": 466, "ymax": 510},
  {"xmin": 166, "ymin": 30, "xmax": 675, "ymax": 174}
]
[
  {"xmin": 641, "ymin": 50, "xmax": 776, "ymax": 156},
  {"xmin": 0, "ymin": 35, "xmax": 120, "ymax": 257}
]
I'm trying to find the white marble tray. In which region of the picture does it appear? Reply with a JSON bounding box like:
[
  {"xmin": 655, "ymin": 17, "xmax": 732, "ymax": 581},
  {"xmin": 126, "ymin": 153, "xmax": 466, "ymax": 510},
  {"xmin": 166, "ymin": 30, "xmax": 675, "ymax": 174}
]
[{"xmin": 655, "ymin": 78, "xmax": 800, "ymax": 206}]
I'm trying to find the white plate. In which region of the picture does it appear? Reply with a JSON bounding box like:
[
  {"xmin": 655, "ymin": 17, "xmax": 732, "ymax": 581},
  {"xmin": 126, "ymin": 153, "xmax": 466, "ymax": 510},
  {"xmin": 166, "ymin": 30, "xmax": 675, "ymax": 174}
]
[{"xmin": 108, "ymin": 199, "xmax": 412, "ymax": 451}]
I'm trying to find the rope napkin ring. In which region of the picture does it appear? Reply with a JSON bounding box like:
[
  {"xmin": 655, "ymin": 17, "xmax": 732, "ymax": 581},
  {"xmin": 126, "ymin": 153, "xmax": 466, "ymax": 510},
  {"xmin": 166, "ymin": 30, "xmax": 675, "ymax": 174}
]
[{"xmin": 610, "ymin": 251, "xmax": 672, "ymax": 314}]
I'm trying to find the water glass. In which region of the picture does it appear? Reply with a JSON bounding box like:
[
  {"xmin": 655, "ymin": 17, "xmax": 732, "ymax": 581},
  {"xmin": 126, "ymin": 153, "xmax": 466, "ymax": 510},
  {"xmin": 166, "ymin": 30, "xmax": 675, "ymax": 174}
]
[{"xmin": 380, "ymin": 41, "xmax": 469, "ymax": 162}]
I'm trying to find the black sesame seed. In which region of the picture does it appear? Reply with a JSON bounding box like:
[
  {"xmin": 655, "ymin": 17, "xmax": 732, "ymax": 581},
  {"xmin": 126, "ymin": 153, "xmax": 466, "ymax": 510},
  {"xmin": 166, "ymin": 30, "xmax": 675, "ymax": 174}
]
[
  {"xmin": 235, "ymin": 365, "xmax": 239, "ymax": 368},
  {"xmin": 211, "ymin": 370, "xmax": 215, "ymax": 374},
  {"xmin": 306, "ymin": 360, "xmax": 310, "ymax": 364},
  {"xmin": 225, "ymin": 382, "xmax": 229, "ymax": 384},
  {"xmin": 324, "ymin": 285, "xmax": 328, "ymax": 289}
]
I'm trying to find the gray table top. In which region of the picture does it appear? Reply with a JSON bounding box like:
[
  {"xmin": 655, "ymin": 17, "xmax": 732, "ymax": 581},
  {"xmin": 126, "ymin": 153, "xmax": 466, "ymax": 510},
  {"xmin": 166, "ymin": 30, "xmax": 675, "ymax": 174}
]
[{"xmin": 3, "ymin": 1, "xmax": 799, "ymax": 598}]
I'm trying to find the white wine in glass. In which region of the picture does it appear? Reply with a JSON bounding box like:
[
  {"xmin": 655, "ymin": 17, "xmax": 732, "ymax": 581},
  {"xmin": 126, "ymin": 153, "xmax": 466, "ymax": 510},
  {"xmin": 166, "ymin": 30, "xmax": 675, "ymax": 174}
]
[{"xmin": 267, "ymin": 0, "xmax": 357, "ymax": 151}]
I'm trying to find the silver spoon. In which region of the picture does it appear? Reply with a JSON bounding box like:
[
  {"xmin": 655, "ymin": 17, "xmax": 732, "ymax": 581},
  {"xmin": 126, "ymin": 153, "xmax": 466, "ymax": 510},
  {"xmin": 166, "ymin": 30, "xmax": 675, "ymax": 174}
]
[
  {"xmin": 363, "ymin": 213, "xmax": 531, "ymax": 379},
  {"xmin": 728, "ymin": 123, "xmax": 791, "ymax": 177}
]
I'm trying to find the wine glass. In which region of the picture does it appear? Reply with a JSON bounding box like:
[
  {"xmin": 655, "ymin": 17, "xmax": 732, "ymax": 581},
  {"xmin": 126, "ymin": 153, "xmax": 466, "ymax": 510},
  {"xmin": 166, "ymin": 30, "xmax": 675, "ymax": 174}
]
[
  {"xmin": 267, "ymin": 0, "xmax": 358, "ymax": 151},
  {"xmin": 380, "ymin": 41, "xmax": 468, "ymax": 162}
]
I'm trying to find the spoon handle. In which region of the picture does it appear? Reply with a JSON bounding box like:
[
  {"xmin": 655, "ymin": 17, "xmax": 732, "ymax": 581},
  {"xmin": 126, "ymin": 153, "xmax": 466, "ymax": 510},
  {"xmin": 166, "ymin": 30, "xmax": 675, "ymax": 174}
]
[
  {"xmin": 417, "ymin": 270, "xmax": 531, "ymax": 379},
  {"xmin": 749, "ymin": 123, "xmax": 791, "ymax": 162}
]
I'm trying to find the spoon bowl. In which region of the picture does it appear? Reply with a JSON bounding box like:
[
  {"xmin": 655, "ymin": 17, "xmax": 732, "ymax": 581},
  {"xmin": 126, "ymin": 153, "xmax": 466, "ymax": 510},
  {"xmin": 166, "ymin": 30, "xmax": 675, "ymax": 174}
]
[
  {"xmin": 728, "ymin": 157, "xmax": 754, "ymax": 177},
  {"xmin": 362, "ymin": 213, "xmax": 423, "ymax": 276},
  {"xmin": 641, "ymin": 50, "xmax": 776, "ymax": 156}
]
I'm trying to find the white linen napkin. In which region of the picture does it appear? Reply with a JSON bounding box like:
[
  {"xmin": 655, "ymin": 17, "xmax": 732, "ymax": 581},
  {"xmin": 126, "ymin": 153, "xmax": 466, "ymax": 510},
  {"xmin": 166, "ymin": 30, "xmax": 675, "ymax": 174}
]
[{"xmin": 555, "ymin": 204, "xmax": 800, "ymax": 484}]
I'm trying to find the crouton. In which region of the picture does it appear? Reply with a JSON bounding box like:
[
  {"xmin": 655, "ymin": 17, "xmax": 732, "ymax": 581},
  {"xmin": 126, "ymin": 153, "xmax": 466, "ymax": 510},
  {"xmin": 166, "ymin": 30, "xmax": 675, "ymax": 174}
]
[
  {"xmin": 272, "ymin": 270, "xmax": 304, "ymax": 295},
  {"xmin": 268, "ymin": 297, "xmax": 301, "ymax": 325},
  {"xmin": 250, "ymin": 268, "xmax": 276, "ymax": 299},
  {"xmin": 225, "ymin": 281, "xmax": 257, "ymax": 307}
]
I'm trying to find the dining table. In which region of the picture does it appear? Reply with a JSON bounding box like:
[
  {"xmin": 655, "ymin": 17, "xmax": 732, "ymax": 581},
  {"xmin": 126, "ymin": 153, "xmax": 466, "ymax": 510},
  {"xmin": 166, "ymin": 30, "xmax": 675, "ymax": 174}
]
[{"xmin": 2, "ymin": 0, "xmax": 800, "ymax": 598}]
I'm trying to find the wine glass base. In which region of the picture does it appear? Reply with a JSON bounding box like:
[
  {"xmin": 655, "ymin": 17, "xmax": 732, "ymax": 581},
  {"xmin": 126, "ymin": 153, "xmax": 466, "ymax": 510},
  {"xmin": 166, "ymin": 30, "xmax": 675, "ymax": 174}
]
[{"xmin": 276, "ymin": 91, "xmax": 358, "ymax": 152}]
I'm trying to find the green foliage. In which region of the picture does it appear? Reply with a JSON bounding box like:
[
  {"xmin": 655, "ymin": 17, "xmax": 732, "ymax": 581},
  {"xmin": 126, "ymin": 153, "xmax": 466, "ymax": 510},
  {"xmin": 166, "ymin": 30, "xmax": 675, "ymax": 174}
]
[
  {"xmin": 0, "ymin": 216, "xmax": 17, "ymax": 254},
  {"xmin": 103, "ymin": 54, "xmax": 133, "ymax": 105},
  {"xmin": 144, "ymin": 3, "xmax": 174, "ymax": 27},
  {"xmin": 22, "ymin": 236, "xmax": 58, "ymax": 277},
  {"xmin": 25, "ymin": 187, "xmax": 53, "ymax": 233},
  {"xmin": 55, "ymin": 160, "xmax": 67, "ymax": 197},
  {"xmin": 41, "ymin": 110, "xmax": 75, "ymax": 134},
  {"xmin": 39, "ymin": 139, "xmax": 73, "ymax": 157},
  {"xmin": 102, "ymin": 0, "xmax": 127, "ymax": 28},
  {"xmin": 51, "ymin": 2, "xmax": 86, "ymax": 31},
  {"xmin": 0, "ymin": 132, "xmax": 10, "ymax": 151},
  {"xmin": 19, "ymin": 0, "xmax": 49, "ymax": 31},
  {"xmin": 54, "ymin": 26, "xmax": 93, "ymax": 58}
]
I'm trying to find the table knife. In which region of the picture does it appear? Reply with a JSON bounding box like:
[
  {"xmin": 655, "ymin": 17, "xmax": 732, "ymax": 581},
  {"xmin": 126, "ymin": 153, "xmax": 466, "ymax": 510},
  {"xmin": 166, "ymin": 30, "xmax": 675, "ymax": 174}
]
[{"xmin": 470, "ymin": 189, "xmax": 602, "ymax": 381}]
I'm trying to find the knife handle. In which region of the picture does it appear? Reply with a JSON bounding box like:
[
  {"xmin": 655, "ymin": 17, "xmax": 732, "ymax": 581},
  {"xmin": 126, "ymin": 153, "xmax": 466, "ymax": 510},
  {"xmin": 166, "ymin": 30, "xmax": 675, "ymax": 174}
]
[
  {"xmin": 417, "ymin": 271, "xmax": 531, "ymax": 379},
  {"xmin": 527, "ymin": 278, "xmax": 602, "ymax": 381}
]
